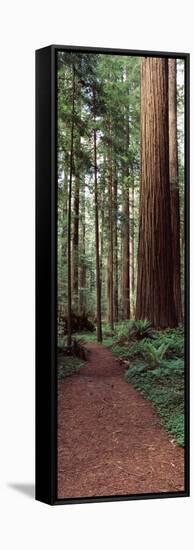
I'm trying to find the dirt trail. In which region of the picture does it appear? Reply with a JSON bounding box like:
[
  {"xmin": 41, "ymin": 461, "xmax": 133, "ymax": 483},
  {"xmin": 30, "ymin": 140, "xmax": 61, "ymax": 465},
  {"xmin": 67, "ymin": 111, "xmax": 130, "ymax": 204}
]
[{"xmin": 58, "ymin": 342, "xmax": 184, "ymax": 499}]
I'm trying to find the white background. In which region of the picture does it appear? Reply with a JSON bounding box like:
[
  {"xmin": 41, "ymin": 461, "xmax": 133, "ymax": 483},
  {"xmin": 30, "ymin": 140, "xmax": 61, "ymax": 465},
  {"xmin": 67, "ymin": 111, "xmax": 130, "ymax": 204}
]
[{"xmin": 0, "ymin": 1, "xmax": 193, "ymax": 548}]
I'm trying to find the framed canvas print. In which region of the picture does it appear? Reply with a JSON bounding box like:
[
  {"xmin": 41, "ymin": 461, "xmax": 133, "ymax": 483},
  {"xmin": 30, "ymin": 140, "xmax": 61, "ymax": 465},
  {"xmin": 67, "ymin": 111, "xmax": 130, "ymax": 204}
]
[{"xmin": 36, "ymin": 45, "xmax": 190, "ymax": 505}]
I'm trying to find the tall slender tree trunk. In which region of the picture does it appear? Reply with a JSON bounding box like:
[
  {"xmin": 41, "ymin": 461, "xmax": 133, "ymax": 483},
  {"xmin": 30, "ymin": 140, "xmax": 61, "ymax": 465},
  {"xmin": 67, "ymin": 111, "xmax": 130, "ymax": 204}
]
[
  {"xmin": 130, "ymin": 169, "xmax": 135, "ymax": 317},
  {"xmin": 168, "ymin": 58, "xmax": 182, "ymax": 323},
  {"xmin": 121, "ymin": 64, "xmax": 130, "ymax": 320},
  {"xmin": 67, "ymin": 65, "xmax": 76, "ymax": 345},
  {"xmin": 113, "ymin": 163, "xmax": 118, "ymax": 322},
  {"xmin": 93, "ymin": 87, "xmax": 102, "ymax": 342},
  {"xmin": 60, "ymin": 162, "xmax": 68, "ymax": 327},
  {"xmin": 122, "ymin": 184, "xmax": 130, "ymax": 319},
  {"xmin": 62, "ymin": 160, "xmax": 68, "ymax": 263},
  {"xmin": 72, "ymin": 136, "xmax": 80, "ymax": 313},
  {"xmin": 122, "ymin": 101, "xmax": 130, "ymax": 319},
  {"xmin": 79, "ymin": 181, "xmax": 86, "ymax": 314},
  {"xmin": 100, "ymin": 179, "xmax": 105, "ymax": 318},
  {"xmin": 136, "ymin": 57, "xmax": 177, "ymax": 328},
  {"xmin": 107, "ymin": 124, "xmax": 114, "ymax": 330}
]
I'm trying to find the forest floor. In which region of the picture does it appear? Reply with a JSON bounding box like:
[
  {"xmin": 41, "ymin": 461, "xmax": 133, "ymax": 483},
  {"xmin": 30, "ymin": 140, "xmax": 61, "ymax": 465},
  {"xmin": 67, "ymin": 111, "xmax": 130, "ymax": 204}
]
[{"xmin": 57, "ymin": 342, "xmax": 184, "ymax": 499}]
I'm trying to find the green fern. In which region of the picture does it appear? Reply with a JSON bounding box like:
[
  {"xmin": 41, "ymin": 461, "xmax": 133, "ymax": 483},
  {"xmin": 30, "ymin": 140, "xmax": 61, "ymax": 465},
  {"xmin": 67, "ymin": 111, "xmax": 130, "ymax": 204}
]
[
  {"xmin": 128, "ymin": 319, "xmax": 154, "ymax": 340},
  {"xmin": 142, "ymin": 341, "xmax": 169, "ymax": 368}
]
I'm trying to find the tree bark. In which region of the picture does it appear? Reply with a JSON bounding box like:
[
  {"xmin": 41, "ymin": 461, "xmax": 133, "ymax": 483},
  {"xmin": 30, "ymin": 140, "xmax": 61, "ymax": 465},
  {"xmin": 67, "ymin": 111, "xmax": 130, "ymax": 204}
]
[
  {"xmin": 168, "ymin": 58, "xmax": 182, "ymax": 323},
  {"xmin": 79, "ymin": 181, "xmax": 86, "ymax": 314},
  {"xmin": 121, "ymin": 63, "xmax": 130, "ymax": 320},
  {"xmin": 122, "ymin": 103, "xmax": 130, "ymax": 319},
  {"xmin": 107, "ymin": 125, "xmax": 114, "ymax": 330},
  {"xmin": 113, "ymin": 163, "xmax": 118, "ymax": 322},
  {"xmin": 100, "ymin": 179, "xmax": 105, "ymax": 318},
  {"xmin": 122, "ymin": 184, "xmax": 130, "ymax": 319},
  {"xmin": 130, "ymin": 169, "xmax": 135, "ymax": 317},
  {"xmin": 67, "ymin": 65, "xmax": 76, "ymax": 345},
  {"xmin": 136, "ymin": 57, "xmax": 177, "ymax": 328},
  {"xmin": 62, "ymin": 160, "xmax": 68, "ymax": 258},
  {"xmin": 72, "ymin": 136, "xmax": 80, "ymax": 313},
  {"xmin": 93, "ymin": 87, "xmax": 102, "ymax": 342}
]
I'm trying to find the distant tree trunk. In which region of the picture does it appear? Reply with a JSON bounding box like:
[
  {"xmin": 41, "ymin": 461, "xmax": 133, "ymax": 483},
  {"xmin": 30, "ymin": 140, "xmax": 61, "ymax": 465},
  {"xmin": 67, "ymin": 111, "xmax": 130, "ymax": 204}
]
[
  {"xmin": 113, "ymin": 163, "xmax": 118, "ymax": 322},
  {"xmin": 100, "ymin": 180, "xmax": 105, "ymax": 318},
  {"xmin": 130, "ymin": 168, "xmax": 135, "ymax": 317},
  {"xmin": 72, "ymin": 136, "xmax": 80, "ymax": 313},
  {"xmin": 122, "ymin": 184, "xmax": 130, "ymax": 319},
  {"xmin": 58, "ymin": 165, "xmax": 68, "ymax": 333},
  {"xmin": 107, "ymin": 125, "xmax": 114, "ymax": 331},
  {"xmin": 67, "ymin": 65, "xmax": 76, "ymax": 345},
  {"xmin": 100, "ymin": 201, "xmax": 104, "ymax": 273},
  {"xmin": 136, "ymin": 57, "xmax": 177, "ymax": 328},
  {"xmin": 60, "ymin": 162, "xmax": 68, "ymax": 324},
  {"xmin": 79, "ymin": 181, "xmax": 86, "ymax": 314},
  {"xmin": 119, "ymin": 224, "xmax": 123, "ymax": 317},
  {"xmin": 62, "ymin": 162, "xmax": 68, "ymax": 260},
  {"xmin": 121, "ymin": 64, "xmax": 130, "ymax": 320},
  {"xmin": 122, "ymin": 103, "xmax": 130, "ymax": 319},
  {"xmin": 168, "ymin": 58, "xmax": 182, "ymax": 323},
  {"xmin": 93, "ymin": 87, "xmax": 102, "ymax": 342}
]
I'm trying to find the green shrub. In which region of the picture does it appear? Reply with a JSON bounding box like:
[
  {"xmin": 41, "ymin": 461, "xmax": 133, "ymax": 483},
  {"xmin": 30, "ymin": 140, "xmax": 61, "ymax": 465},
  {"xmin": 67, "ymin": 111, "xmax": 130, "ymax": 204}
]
[
  {"xmin": 128, "ymin": 319, "xmax": 155, "ymax": 340},
  {"xmin": 112, "ymin": 319, "xmax": 154, "ymax": 347},
  {"xmin": 125, "ymin": 352, "xmax": 184, "ymax": 446},
  {"xmin": 142, "ymin": 341, "xmax": 170, "ymax": 368},
  {"xmin": 108, "ymin": 324, "xmax": 185, "ymax": 446},
  {"xmin": 58, "ymin": 355, "xmax": 84, "ymax": 379},
  {"xmin": 161, "ymin": 357, "xmax": 184, "ymax": 376},
  {"xmin": 152, "ymin": 326, "xmax": 184, "ymax": 358},
  {"xmin": 165, "ymin": 413, "xmax": 184, "ymax": 446}
]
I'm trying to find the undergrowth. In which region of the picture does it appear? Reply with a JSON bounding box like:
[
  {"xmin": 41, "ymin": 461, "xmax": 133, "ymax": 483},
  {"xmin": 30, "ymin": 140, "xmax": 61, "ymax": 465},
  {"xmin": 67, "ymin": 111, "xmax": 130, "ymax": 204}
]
[
  {"xmin": 122, "ymin": 325, "xmax": 185, "ymax": 446},
  {"xmin": 57, "ymin": 338, "xmax": 87, "ymax": 379},
  {"xmin": 125, "ymin": 355, "xmax": 184, "ymax": 445},
  {"xmin": 58, "ymin": 354, "xmax": 84, "ymax": 379}
]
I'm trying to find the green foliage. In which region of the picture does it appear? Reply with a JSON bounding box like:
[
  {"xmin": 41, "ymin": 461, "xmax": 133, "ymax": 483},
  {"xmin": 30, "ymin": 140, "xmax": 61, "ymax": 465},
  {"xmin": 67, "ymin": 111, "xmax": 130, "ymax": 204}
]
[
  {"xmin": 75, "ymin": 332, "xmax": 98, "ymax": 343},
  {"xmin": 152, "ymin": 327, "xmax": 184, "ymax": 359},
  {"xmin": 165, "ymin": 414, "xmax": 184, "ymax": 447},
  {"xmin": 112, "ymin": 321, "xmax": 133, "ymax": 346},
  {"xmin": 57, "ymin": 338, "xmax": 89, "ymax": 378},
  {"xmin": 125, "ymin": 360, "xmax": 184, "ymax": 446},
  {"xmin": 99, "ymin": 324, "xmax": 185, "ymax": 446},
  {"xmin": 58, "ymin": 355, "xmax": 84, "ymax": 379},
  {"xmin": 128, "ymin": 319, "xmax": 155, "ymax": 340},
  {"xmin": 141, "ymin": 341, "xmax": 170, "ymax": 369},
  {"xmin": 125, "ymin": 339, "xmax": 151, "ymax": 359},
  {"xmin": 57, "ymin": 52, "xmax": 142, "ymax": 325},
  {"xmin": 123, "ymin": 327, "xmax": 184, "ymax": 446},
  {"xmin": 112, "ymin": 319, "xmax": 155, "ymax": 347}
]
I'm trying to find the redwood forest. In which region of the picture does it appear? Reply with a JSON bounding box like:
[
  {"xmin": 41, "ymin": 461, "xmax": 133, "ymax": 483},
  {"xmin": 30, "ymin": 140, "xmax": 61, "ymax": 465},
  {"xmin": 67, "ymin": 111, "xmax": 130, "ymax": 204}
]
[{"xmin": 57, "ymin": 52, "xmax": 185, "ymax": 499}]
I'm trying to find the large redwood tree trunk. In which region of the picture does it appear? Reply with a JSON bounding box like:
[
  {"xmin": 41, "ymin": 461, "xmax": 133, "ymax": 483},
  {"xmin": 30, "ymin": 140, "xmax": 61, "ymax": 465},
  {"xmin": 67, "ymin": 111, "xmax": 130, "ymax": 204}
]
[
  {"xmin": 168, "ymin": 58, "xmax": 182, "ymax": 323},
  {"xmin": 136, "ymin": 57, "xmax": 177, "ymax": 328}
]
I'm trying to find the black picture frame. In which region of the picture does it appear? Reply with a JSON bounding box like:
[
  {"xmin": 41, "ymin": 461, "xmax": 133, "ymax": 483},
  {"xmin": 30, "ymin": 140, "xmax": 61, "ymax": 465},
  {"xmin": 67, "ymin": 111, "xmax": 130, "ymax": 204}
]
[{"xmin": 36, "ymin": 44, "xmax": 190, "ymax": 505}]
